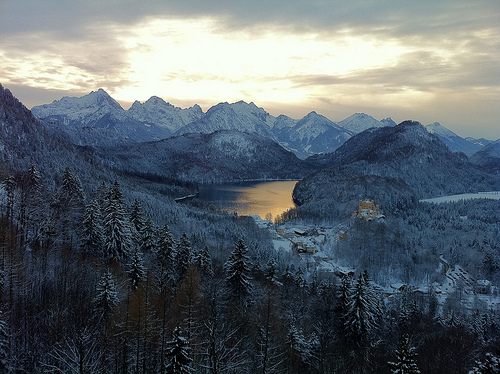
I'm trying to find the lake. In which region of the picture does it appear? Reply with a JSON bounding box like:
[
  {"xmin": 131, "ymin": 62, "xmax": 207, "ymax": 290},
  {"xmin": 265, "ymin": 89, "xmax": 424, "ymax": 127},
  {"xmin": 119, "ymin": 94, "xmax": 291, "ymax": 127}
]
[{"xmin": 198, "ymin": 180, "xmax": 298, "ymax": 220}]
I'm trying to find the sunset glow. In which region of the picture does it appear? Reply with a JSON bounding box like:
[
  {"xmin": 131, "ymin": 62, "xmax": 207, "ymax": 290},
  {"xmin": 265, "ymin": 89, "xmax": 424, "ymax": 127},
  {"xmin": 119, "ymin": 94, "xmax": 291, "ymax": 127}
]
[{"xmin": 1, "ymin": 0, "xmax": 499, "ymax": 138}]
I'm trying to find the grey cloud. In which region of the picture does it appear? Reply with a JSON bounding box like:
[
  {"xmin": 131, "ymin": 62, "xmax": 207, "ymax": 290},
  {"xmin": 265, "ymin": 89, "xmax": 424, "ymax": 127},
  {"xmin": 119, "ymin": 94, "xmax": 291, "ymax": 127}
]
[
  {"xmin": 2, "ymin": 1, "xmax": 498, "ymax": 42},
  {"xmin": 288, "ymin": 47, "xmax": 500, "ymax": 94}
]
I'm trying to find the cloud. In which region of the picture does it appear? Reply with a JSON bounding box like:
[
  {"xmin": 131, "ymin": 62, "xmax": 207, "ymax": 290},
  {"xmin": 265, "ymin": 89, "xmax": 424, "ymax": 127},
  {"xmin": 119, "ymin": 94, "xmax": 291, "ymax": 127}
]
[{"xmin": 2, "ymin": 1, "xmax": 498, "ymax": 39}]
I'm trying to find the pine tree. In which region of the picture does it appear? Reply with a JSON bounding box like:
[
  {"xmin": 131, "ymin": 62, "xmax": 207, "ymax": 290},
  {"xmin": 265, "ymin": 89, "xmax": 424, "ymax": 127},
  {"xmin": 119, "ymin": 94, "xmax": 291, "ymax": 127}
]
[
  {"xmin": 264, "ymin": 259, "xmax": 281, "ymax": 286},
  {"xmin": 94, "ymin": 270, "xmax": 119, "ymax": 322},
  {"xmin": 164, "ymin": 327, "xmax": 192, "ymax": 374},
  {"xmin": 344, "ymin": 271, "xmax": 381, "ymax": 345},
  {"xmin": 102, "ymin": 181, "xmax": 132, "ymax": 262},
  {"xmin": 193, "ymin": 246, "xmax": 213, "ymax": 277},
  {"xmin": 54, "ymin": 167, "xmax": 86, "ymax": 245},
  {"xmin": 141, "ymin": 216, "xmax": 157, "ymax": 252},
  {"xmin": 388, "ymin": 334, "xmax": 421, "ymax": 374},
  {"xmin": 81, "ymin": 199, "xmax": 104, "ymax": 255},
  {"xmin": 18, "ymin": 164, "xmax": 43, "ymax": 243},
  {"xmin": 294, "ymin": 267, "xmax": 307, "ymax": 288},
  {"xmin": 224, "ymin": 238, "xmax": 252, "ymax": 299},
  {"xmin": 286, "ymin": 325, "xmax": 317, "ymax": 372},
  {"xmin": 128, "ymin": 249, "xmax": 146, "ymax": 291},
  {"xmin": 129, "ymin": 199, "xmax": 146, "ymax": 236},
  {"xmin": 155, "ymin": 224, "xmax": 176, "ymax": 291},
  {"xmin": 157, "ymin": 225, "xmax": 175, "ymax": 266},
  {"xmin": 1, "ymin": 176, "xmax": 16, "ymax": 221},
  {"xmin": 175, "ymin": 233, "xmax": 193, "ymax": 281},
  {"xmin": 60, "ymin": 166, "xmax": 85, "ymax": 204}
]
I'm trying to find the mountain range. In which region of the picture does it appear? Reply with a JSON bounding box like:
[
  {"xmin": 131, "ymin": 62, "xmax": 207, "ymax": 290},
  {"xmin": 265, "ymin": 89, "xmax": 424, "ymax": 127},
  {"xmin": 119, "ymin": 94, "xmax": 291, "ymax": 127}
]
[{"xmin": 31, "ymin": 89, "xmax": 497, "ymax": 158}]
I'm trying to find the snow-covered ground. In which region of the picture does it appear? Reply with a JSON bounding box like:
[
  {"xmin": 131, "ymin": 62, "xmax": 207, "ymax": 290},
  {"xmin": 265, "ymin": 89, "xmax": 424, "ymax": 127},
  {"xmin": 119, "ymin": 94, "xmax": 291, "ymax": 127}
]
[{"xmin": 420, "ymin": 191, "xmax": 500, "ymax": 204}]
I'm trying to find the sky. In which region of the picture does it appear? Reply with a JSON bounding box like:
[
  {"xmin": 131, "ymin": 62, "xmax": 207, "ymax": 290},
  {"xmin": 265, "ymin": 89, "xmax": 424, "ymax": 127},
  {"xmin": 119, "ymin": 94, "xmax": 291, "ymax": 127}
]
[{"xmin": 0, "ymin": 0, "xmax": 499, "ymax": 139}]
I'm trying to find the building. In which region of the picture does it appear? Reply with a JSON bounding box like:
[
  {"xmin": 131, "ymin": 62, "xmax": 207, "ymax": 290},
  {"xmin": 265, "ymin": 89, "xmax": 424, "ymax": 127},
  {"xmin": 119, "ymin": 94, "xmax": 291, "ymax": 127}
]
[{"xmin": 356, "ymin": 199, "xmax": 384, "ymax": 220}]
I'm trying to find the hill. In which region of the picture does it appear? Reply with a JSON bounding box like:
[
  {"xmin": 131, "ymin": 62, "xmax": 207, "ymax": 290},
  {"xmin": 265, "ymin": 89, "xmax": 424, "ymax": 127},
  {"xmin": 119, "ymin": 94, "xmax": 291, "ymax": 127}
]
[
  {"xmin": 98, "ymin": 130, "xmax": 316, "ymax": 183},
  {"xmin": 294, "ymin": 121, "xmax": 500, "ymax": 218}
]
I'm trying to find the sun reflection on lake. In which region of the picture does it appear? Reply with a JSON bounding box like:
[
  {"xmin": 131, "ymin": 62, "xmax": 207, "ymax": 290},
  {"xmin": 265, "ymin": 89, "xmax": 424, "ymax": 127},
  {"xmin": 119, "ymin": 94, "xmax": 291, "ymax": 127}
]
[{"xmin": 198, "ymin": 180, "xmax": 298, "ymax": 220}]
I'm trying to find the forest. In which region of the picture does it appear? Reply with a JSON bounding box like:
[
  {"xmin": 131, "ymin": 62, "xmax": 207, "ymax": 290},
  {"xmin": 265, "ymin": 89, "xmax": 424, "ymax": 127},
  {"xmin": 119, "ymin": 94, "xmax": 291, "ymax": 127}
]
[{"xmin": 0, "ymin": 163, "xmax": 499, "ymax": 374}]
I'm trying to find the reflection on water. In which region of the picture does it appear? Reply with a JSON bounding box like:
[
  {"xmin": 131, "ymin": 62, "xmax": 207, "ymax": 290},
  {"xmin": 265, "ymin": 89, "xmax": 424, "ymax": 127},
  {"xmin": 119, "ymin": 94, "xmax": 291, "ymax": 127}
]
[{"xmin": 198, "ymin": 180, "xmax": 298, "ymax": 219}]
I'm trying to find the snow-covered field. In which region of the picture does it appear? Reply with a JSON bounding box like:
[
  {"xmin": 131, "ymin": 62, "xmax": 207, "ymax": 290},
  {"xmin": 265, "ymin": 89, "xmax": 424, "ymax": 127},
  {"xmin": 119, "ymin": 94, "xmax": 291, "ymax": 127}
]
[{"xmin": 420, "ymin": 191, "xmax": 500, "ymax": 204}]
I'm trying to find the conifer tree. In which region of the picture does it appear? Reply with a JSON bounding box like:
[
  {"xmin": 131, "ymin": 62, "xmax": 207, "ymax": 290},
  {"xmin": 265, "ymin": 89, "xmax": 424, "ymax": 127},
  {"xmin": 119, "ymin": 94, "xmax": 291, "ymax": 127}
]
[
  {"xmin": 193, "ymin": 246, "xmax": 213, "ymax": 277},
  {"xmin": 388, "ymin": 334, "xmax": 421, "ymax": 374},
  {"xmin": 18, "ymin": 164, "xmax": 43, "ymax": 242},
  {"xmin": 94, "ymin": 270, "xmax": 119, "ymax": 322},
  {"xmin": 344, "ymin": 271, "xmax": 381, "ymax": 345},
  {"xmin": 59, "ymin": 166, "xmax": 85, "ymax": 205},
  {"xmin": 157, "ymin": 225, "xmax": 175, "ymax": 266},
  {"xmin": 175, "ymin": 233, "xmax": 193, "ymax": 281},
  {"xmin": 164, "ymin": 327, "xmax": 192, "ymax": 374},
  {"xmin": 224, "ymin": 238, "xmax": 252, "ymax": 299},
  {"xmin": 81, "ymin": 199, "xmax": 104, "ymax": 255},
  {"xmin": 128, "ymin": 249, "xmax": 146, "ymax": 291},
  {"xmin": 264, "ymin": 259, "xmax": 280, "ymax": 285},
  {"xmin": 129, "ymin": 199, "xmax": 146, "ymax": 236},
  {"xmin": 54, "ymin": 166, "xmax": 86, "ymax": 245},
  {"xmin": 1, "ymin": 176, "xmax": 16, "ymax": 222},
  {"xmin": 155, "ymin": 224, "xmax": 176, "ymax": 291},
  {"xmin": 470, "ymin": 353, "xmax": 500, "ymax": 374},
  {"xmin": 141, "ymin": 216, "xmax": 157, "ymax": 252},
  {"xmin": 102, "ymin": 181, "xmax": 132, "ymax": 262}
]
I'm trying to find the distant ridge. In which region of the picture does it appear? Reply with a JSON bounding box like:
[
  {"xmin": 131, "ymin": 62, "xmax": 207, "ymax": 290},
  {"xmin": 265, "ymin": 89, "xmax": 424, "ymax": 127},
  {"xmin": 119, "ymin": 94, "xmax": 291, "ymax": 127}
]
[{"xmin": 30, "ymin": 88, "xmax": 496, "ymax": 158}]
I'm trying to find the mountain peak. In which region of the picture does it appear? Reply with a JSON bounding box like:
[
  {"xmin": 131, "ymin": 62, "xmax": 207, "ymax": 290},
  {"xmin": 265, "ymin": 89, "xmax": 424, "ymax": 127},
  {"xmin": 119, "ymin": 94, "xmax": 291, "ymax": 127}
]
[{"xmin": 338, "ymin": 113, "xmax": 385, "ymax": 133}]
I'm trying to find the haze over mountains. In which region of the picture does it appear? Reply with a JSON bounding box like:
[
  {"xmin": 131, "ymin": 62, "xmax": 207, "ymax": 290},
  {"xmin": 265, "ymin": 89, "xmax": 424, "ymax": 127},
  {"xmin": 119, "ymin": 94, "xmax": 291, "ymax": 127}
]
[{"xmin": 31, "ymin": 88, "xmax": 497, "ymax": 158}]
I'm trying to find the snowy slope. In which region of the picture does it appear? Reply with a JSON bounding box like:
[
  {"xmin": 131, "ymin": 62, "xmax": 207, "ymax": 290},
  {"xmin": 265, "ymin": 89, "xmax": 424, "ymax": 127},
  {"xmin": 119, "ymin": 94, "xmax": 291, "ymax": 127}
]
[
  {"xmin": 425, "ymin": 122, "xmax": 483, "ymax": 155},
  {"xmin": 469, "ymin": 142, "xmax": 500, "ymax": 173},
  {"xmin": 32, "ymin": 89, "xmax": 172, "ymax": 141},
  {"xmin": 337, "ymin": 113, "xmax": 388, "ymax": 133},
  {"xmin": 176, "ymin": 101, "xmax": 276, "ymax": 138},
  {"xmin": 99, "ymin": 130, "xmax": 315, "ymax": 183},
  {"xmin": 128, "ymin": 96, "xmax": 203, "ymax": 132},
  {"xmin": 32, "ymin": 88, "xmax": 125, "ymax": 126},
  {"xmin": 271, "ymin": 111, "xmax": 352, "ymax": 158}
]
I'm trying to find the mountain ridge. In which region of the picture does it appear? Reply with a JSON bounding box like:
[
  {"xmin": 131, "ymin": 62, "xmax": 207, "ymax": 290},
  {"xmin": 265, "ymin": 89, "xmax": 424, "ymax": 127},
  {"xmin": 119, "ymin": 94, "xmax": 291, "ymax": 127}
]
[{"xmin": 30, "ymin": 88, "xmax": 497, "ymax": 158}]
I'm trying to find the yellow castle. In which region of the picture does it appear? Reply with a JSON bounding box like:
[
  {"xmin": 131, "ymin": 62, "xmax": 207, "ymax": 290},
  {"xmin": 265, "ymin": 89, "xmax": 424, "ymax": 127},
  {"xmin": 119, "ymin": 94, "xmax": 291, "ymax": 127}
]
[{"xmin": 356, "ymin": 199, "xmax": 382, "ymax": 220}]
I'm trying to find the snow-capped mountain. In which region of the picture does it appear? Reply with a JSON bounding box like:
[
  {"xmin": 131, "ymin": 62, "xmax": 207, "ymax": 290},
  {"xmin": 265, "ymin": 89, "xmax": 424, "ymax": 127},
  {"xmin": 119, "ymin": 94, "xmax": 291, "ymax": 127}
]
[
  {"xmin": 32, "ymin": 89, "xmax": 172, "ymax": 142},
  {"xmin": 337, "ymin": 113, "xmax": 390, "ymax": 133},
  {"xmin": 380, "ymin": 117, "xmax": 397, "ymax": 127},
  {"xmin": 35, "ymin": 89, "xmax": 495, "ymax": 162},
  {"xmin": 31, "ymin": 88, "xmax": 123, "ymax": 125},
  {"xmin": 0, "ymin": 84, "xmax": 122, "ymax": 185},
  {"xmin": 128, "ymin": 96, "xmax": 203, "ymax": 133},
  {"xmin": 273, "ymin": 111, "xmax": 353, "ymax": 158},
  {"xmin": 176, "ymin": 101, "xmax": 276, "ymax": 138},
  {"xmin": 425, "ymin": 122, "xmax": 483, "ymax": 155}
]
